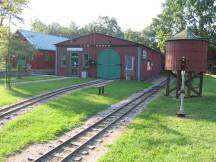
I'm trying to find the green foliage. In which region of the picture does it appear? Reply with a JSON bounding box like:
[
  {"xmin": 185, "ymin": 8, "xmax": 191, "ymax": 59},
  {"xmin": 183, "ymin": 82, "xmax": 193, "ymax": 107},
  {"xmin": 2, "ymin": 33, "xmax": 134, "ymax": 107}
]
[
  {"xmin": 11, "ymin": 34, "xmax": 36, "ymax": 59},
  {"xmin": 184, "ymin": 0, "xmax": 216, "ymax": 51},
  {"xmin": 0, "ymin": 0, "xmax": 30, "ymax": 87},
  {"xmin": 124, "ymin": 27, "xmax": 158, "ymax": 49},
  {"xmin": 152, "ymin": 0, "xmax": 216, "ymax": 52},
  {"xmin": 30, "ymin": 19, "xmax": 82, "ymax": 39},
  {"xmin": 140, "ymin": 26, "xmax": 158, "ymax": 48},
  {"xmin": 30, "ymin": 16, "xmax": 124, "ymax": 39},
  {"xmin": 0, "ymin": 80, "xmax": 150, "ymax": 160},
  {"xmin": 84, "ymin": 16, "xmax": 124, "ymax": 38},
  {"xmin": 99, "ymin": 75, "xmax": 216, "ymax": 162},
  {"xmin": 12, "ymin": 33, "xmax": 36, "ymax": 78},
  {"xmin": 0, "ymin": 31, "xmax": 37, "ymax": 79},
  {"xmin": 0, "ymin": 0, "xmax": 29, "ymax": 26},
  {"xmin": 30, "ymin": 19, "xmax": 49, "ymax": 34},
  {"xmin": 0, "ymin": 26, "xmax": 8, "ymax": 68},
  {"xmin": 124, "ymin": 28, "xmax": 142, "ymax": 44},
  {"xmin": 30, "ymin": 16, "xmax": 158, "ymax": 49}
]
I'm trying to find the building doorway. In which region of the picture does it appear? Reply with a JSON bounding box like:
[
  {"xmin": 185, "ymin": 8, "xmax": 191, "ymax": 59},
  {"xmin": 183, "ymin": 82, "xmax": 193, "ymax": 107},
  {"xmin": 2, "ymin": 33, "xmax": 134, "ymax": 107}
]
[
  {"xmin": 97, "ymin": 49, "xmax": 120, "ymax": 79},
  {"xmin": 71, "ymin": 52, "xmax": 79, "ymax": 76}
]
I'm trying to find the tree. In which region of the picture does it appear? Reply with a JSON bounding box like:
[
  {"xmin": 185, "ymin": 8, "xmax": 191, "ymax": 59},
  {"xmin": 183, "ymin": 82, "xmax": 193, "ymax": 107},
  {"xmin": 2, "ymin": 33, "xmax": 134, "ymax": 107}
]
[
  {"xmin": 152, "ymin": 0, "xmax": 216, "ymax": 52},
  {"xmin": 30, "ymin": 20, "xmax": 81, "ymax": 38},
  {"xmin": 30, "ymin": 19, "xmax": 48, "ymax": 33},
  {"xmin": 124, "ymin": 28, "xmax": 142, "ymax": 44},
  {"xmin": 150, "ymin": 0, "xmax": 186, "ymax": 52},
  {"xmin": 140, "ymin": 26, "xmax": 158, "ymax": 49},
  {"xmin": 66, "ymin": 21, "xmax": 80, "ymax": 38},
  {"xmin": 47, "ymin": 22, "xmax": 62, "ymax": 36},
  {"xmin": 184, "ymin": 0, "xmax": 216, "ymax": 51},
  {"xmin": 84, "ymin": 16, "xmax": 124, "ymax": 38},
  {"xmin": 124, "ymin": 27, "xmax": 158, "ymax": 49},
  {"xmin": 0, "ymin": 0, "xmax": 28, "ymax": 26},
  {"xmin": 11, "ymin": 34, "xmax": 36, "ymax": 78},
  {"xmin": 0, "ymin": 0, "xmax": 29, "ymax": 88},
  {"xmin": 30, "ymin": 17, "xmax": 124, "ymax": 39}
]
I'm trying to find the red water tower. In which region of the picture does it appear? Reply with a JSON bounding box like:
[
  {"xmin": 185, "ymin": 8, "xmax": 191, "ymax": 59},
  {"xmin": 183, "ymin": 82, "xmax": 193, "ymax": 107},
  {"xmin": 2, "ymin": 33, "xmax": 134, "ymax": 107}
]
[{"xmin": 165, "ymin": 27, "xmax": 208, "ymax": 97}]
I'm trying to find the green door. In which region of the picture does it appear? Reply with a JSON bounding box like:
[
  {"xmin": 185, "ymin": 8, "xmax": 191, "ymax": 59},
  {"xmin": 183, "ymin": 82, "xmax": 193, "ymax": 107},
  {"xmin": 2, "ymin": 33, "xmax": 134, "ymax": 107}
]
[{"xmin": 97, "ymin": 49, "xmax": 120, "ymax": 79}]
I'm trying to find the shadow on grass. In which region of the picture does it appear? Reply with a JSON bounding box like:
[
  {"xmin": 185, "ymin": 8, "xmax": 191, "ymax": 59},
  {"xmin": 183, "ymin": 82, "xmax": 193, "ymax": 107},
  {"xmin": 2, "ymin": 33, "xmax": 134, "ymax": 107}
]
[
  {"xmin": 149, "ymin": 75, "xmax": 216, "ymax": 123},
  {"xmin": 7, "ymin": 87, "xmax": 31, "ymax": 98},
  {"xmin": 148, "ymin": 95, "xmax": 216, "ymax": 123},
  {"xmin": 44, "ymin": 88, "xmax": 118, "ymax": 120},
  {"xmin": 131, "ymin": 114, "xmax": 192, "ymax": 146},
  {"xmin": 0, "ymin": 78, "xmax": 87, "ymax": 106},
  {"xmin": 45, "ymin": 81, "xmax": 150, "ymax": 119}
]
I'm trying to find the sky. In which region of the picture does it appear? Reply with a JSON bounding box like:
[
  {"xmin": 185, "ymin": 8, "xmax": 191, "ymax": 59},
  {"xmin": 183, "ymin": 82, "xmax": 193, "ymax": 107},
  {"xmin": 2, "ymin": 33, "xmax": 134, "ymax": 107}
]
[{"xmin": 13, "ymin": 0, "xmax": 165, "ymax": 32}]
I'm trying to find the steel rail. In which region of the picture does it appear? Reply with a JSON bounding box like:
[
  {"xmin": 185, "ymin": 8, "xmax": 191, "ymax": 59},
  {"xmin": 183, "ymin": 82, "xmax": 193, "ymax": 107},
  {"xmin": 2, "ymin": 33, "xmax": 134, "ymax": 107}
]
[
  {"xmin": 0, "ymin": 79, "xmax": 108, "ymax": 119},
  {"xmin": 33, "ymin": 80, "xmax": 166, "ymax": 162}
]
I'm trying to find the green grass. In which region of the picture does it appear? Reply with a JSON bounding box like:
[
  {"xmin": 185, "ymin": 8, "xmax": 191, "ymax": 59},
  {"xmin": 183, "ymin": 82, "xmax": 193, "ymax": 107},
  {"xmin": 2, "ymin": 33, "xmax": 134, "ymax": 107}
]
[
  {"xmin": 99, "ymin": 75, "xmax": 216, "ymax": 162},
  {"xmin": 0, "ymin": 75, "xmax": 61, "ymax": 84},
  {"xmin": 0, "ymin": 80, "xmax": 150, "ymax": 161},
  {"xmin": 0, "ymin": 78, "xmax": 89, "ymax": 106}
]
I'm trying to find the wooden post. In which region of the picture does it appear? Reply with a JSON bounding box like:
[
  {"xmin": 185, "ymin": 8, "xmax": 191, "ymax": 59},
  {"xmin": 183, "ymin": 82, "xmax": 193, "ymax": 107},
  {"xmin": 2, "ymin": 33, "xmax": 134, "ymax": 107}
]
[
  {"xmin": 187, "ymin": 72, "xmax": 192, "ymax": 97},
  {"xmin": 102, "ymin": 86, "xmax": 104, "ymax": 94},
  {"xmin": 199, "ymin": 73, "xmax": 203, "ymax": 96},
  {"xmin": 98, "ymin": 87, "xmax": 101, "ymax": 95},
  {"xmin": 166, "ymin": 71, "xmax": 171, "ymax": 96}
]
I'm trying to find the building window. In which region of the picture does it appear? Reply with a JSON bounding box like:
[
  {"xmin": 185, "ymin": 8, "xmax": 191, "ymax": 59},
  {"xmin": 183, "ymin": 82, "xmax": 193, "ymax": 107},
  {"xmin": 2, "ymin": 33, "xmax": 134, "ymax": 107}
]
[
  {"xmin": 142, "ymin": 50, "xmax": 148, "ymax": 59},
  {"xmin": 83, "ymin": 53, "xmax": 89, "ymax": 68},
  {"xmin": 125, "ymin": 56, "xmax": 134, "ymax": 71},
  {"xmin": 44, "ymin": 52, "xmax": 50, "ymax": 61},
  {"xmin": 61, "ymin": 52, "xmax": 67, "ymax": 67},
  {"xmin": 147, "ymin": 60, "xmax": 153, "ymax": 71}
]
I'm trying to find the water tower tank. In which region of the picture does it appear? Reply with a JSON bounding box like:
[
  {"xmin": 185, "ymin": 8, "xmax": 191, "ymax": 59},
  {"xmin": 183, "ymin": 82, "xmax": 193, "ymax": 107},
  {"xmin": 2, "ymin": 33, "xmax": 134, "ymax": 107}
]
[{"xmin": 165, "ymin": 27, "xmax": 208, "ymax": 72}]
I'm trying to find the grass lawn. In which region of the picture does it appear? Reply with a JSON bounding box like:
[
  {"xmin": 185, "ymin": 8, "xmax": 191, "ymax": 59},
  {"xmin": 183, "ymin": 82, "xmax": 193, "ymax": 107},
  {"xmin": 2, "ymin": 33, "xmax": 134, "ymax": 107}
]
[
  {"xmin": 0, "ymin": 75, "xmax": 61, "ymax": 84},
  {"xmin": 0, "ymin": 78, "xmax": 90, "ymax": 107},
  {"xmin": 99, "ymin": 75, "xmax": 216, "ymax": 162},
  {"xmin": 0, "ymin": 80, "xmax": 150, "ymax": 161}
]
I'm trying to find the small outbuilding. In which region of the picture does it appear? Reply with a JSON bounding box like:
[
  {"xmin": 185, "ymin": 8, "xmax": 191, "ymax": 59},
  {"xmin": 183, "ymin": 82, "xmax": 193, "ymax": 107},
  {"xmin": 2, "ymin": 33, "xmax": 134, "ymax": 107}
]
[
  {"xmin": 14, "ymin": 30, "xmax": 68, "ymax": 74},
  {"xmin": 55, "ymin": 33, "xmax": 162, "ymax": 80}
]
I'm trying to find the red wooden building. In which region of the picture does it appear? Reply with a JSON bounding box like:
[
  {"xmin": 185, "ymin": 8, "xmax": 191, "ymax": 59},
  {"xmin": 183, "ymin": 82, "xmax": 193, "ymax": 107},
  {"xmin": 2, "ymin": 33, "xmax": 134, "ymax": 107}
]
[
  {"xmin": 14, "ymin": 30, "xmax": 68, "ymax": 74},
  {"xmin": 55, "ymin": 33, "xmax": 162, "ymax": 80}
]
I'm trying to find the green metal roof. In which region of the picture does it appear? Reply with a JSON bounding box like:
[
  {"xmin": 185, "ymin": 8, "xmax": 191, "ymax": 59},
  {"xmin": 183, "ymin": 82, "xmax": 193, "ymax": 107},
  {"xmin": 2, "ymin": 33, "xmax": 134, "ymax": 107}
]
[{"xmin": 168, "ymin": 27, "xmax": 205, "ymax": 41}]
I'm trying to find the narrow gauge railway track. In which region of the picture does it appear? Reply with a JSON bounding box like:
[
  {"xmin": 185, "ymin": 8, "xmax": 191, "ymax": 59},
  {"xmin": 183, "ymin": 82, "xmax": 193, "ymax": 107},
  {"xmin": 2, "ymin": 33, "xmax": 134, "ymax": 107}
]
[
  {"xmin": 0, "ymin": 79, "xmax": 108, "ymax": 120},
  {"xmin": 34, "ymin": 80, "xmax": 166, "ymax": 162}
]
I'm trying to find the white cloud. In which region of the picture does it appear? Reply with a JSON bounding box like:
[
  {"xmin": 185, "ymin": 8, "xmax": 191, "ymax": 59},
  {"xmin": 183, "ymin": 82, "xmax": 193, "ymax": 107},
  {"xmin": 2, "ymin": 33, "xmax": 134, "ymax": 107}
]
[{"xmin": 13, "ymin": 0, "xmax": 165, "ymax": 31}]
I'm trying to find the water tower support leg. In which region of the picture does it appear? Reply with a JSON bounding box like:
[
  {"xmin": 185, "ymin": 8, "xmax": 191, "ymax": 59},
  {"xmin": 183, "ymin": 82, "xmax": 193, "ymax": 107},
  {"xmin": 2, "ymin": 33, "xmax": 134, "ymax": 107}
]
[
  {"xmin": 199, "ymin": 73, "xmax": 203, "ymax": 96},
  {"xmin": 166, "ymin": 71, "xmax": 171, "ymax": 96},
  {"xmin": 187, "ymin": 72, "xmax": 192, "ymax": 97}
]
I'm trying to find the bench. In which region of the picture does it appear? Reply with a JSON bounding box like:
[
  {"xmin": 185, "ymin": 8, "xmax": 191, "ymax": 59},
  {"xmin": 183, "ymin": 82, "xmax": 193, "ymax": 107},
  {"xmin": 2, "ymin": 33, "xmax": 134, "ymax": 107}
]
[{"xmin": 95, "ymin": 83, "xmax": 107, "ymax": 95}]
